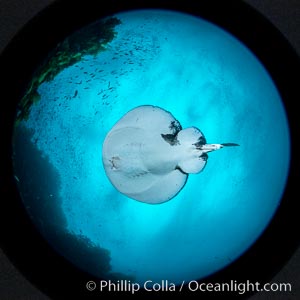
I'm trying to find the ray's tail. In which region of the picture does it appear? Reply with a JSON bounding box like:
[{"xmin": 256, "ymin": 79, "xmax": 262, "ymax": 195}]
[{"xmin": 221, "ymin": 143, "xmax": 240, "ymax": 147}]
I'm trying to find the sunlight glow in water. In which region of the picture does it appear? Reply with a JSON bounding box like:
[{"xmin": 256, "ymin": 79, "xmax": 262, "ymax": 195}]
[{"xmin": 14, "ymin": 10, "xmax": 290, "ymax": 284}]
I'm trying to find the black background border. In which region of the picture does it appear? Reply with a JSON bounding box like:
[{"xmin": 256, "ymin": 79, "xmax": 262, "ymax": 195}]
[{"xmin": 0, "ymin": 0, "xmax": 299, "ymax": 299}]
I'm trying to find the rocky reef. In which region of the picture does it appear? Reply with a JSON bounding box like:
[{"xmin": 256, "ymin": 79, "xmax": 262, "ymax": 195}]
[
  {"xmin": 13, "ymin": 124, "xmax": 133, "ymax": 281},
  {"xmin": 16, "ymin": 16, "xmax": 121, "ymax": 125}
]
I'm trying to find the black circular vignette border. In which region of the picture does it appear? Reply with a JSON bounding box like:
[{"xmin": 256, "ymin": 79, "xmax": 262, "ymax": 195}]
[{"xmin": 0, "ymin": 0, "xmax": 299, "ymax": 299}]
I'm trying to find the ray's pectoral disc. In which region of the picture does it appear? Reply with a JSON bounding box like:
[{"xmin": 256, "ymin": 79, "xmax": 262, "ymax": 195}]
[{"xmin": 102, "ymin": 105, "xmax": 238, "ymax": 204}]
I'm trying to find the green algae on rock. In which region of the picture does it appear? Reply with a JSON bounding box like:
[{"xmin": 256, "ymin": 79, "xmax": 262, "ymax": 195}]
[{"xmin": 16, "ymin": 16, "xmax": 121, "ymax": 125}]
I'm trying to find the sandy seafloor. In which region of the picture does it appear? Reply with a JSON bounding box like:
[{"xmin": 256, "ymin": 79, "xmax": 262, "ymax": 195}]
[{"xmin": 14, "ymin": 10, "xmax": 290, "ymax": 284}]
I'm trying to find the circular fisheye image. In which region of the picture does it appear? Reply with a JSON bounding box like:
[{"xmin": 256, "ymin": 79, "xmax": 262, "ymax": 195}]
[{"xmin": 12, "ymin": 9, "xmax": 290, "ymax": 285}]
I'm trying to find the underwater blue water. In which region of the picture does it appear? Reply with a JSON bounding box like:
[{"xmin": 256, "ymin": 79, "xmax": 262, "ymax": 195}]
[{"xmin": 15, "ymin": 10, "xmax": 290, "ymax": 284}]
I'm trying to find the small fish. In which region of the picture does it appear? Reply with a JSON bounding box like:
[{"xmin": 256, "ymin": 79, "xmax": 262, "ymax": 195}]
[{"xmin": 73, "ymin": 90, "xmax": 78, "ymax": 98}]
